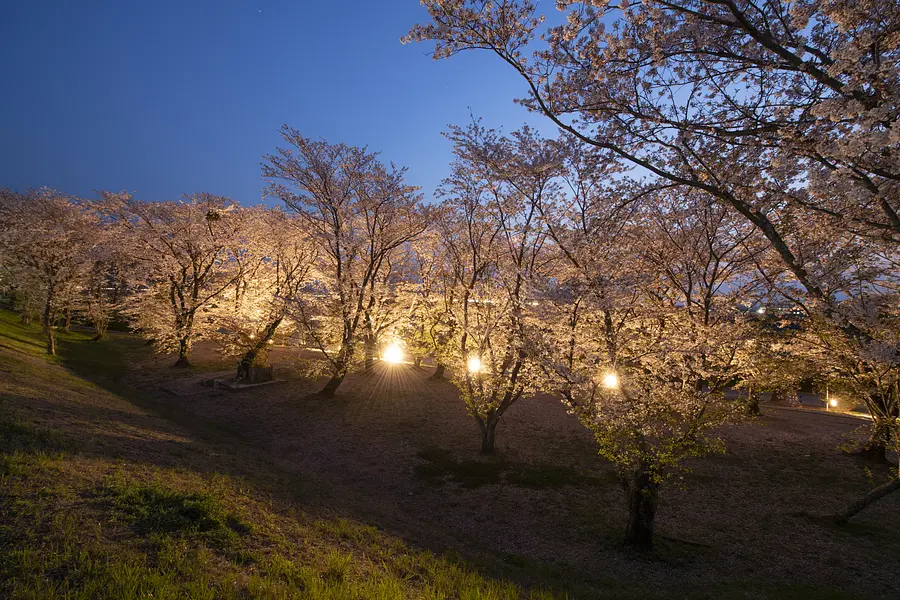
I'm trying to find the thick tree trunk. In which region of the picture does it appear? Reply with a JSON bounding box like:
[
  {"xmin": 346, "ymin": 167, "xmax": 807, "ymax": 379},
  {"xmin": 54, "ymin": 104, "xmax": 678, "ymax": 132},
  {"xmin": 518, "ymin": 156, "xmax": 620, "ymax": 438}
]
[
  {"xmin": 173, "ymin": 336, "xmax": 191, "ymax": 368},
  {"xmin": 622, "ymin": 468, "xmax": 659, "ymax": 551},
  {"xmin": 90, "ymin": 327, "xmax": 106, "ymax": 342},
  {"xmin": 236, "ymin": 317, "xmax": 282, "ymax": 381},
  {"xmin": 429, "ymin": 363, "xmax": 446, "ymax": 380},
  {"xmin": 746, "ymin": 391, "xmax": 761, "ymax": 416},
  {"xmin": 834, "ymin": 478, "xmax": 900, "ymax": 524},
  {"xmin": 851, "ymin": 418, "xmax": 893, "ymax": 463},
  {"xmin": 319, "ymin": 374, "xmax": 345, "ymax": 398},
  {"xmin": 44, "ymin": 327, "xmax": 56, "ymax": 356},
  {"xmin": 478, "ymin": 415, "xmax": 500, "ymax": 454}
]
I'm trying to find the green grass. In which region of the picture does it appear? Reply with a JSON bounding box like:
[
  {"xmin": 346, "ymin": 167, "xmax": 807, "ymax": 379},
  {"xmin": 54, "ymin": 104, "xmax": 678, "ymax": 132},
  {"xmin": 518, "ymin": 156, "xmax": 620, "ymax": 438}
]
[
  {"xmin": 0, "ymin": 307, "xmax": 887, "ymax": 599},
  {"xmin": 95, "ymin": 478, "xmax": 252, "ymax": 549},
  {"xmin": 0, "ymin": 308, "xmax": 136, "ymax": 381},
  {"xmin": 0, "ymin": 307, "xmax": 567, "ymax": 600},
  {"xmin": 415, "ymin": 447, "xmax": 616, "ymax": 490},
  {"xmin": 0, "ymin": 414, "xmax": 565, "ymax": 599}
]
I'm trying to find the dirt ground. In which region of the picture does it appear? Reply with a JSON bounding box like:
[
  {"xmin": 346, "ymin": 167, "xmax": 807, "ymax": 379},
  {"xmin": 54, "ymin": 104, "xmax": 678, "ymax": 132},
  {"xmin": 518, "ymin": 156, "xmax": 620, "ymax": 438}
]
[{"xmin": 101, "ymin": 340, "xmax": 900, "ymax": 599}]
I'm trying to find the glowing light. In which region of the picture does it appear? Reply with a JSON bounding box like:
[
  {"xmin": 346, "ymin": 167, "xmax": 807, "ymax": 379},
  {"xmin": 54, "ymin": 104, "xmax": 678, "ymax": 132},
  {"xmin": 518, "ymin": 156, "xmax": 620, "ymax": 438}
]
[
  {"xmin": 267, "ymin": 339, "xmax": 274, "ymax": 345},
  {"xmin": 249, "ymin": 334, "xmax": 256, "ymax": 340},
  {"xmin": 829, "ymin": 398, "xmax": 838, "ymax": 408},
  {"xmin": 602, "ymin": 372, "xmax": 620, "ymax": 389},
  {"xmin": 382, "ymin": 342, "xmax": 404, "ymax": 364},
  {"xmin": 756, "ymin": 306, "xmax": 766, "ymax": 314},
  {"xmin": 467, "ymin": 356, "xmax": 482, "ymax": 373}
]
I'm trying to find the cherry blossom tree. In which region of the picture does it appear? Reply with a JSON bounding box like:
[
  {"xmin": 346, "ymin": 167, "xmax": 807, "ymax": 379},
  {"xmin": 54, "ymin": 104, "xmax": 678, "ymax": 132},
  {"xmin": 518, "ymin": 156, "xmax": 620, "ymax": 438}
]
[
  {"xmin": 432, "ymin": 123, "xmax": 555, "ymax": 453},
  {"xmin": 0, "ymin": 188, "xmax": 101, "ymax": 355},
  {"xmin": 100, "ymin": 192, "xmax": 244, "ymax": 367},
  {"xmin": 208, "ymin": 207, "xmax": 318, "ymax": 381},
  {"xmin": 264, "ymin": 126, "xmax": 428, "ymax": 397},
  {"xmin": 407, "ymin": 0, "xmax": 900, "ymax": 517},
  {"xmin": 406, "ymin": 221, "xmax": 458, "ymax": 378}
]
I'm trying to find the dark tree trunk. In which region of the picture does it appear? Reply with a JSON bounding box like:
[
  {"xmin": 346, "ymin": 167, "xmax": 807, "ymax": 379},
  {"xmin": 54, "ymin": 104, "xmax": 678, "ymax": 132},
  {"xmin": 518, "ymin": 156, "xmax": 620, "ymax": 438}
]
[
  {"xmin": 364, "ymin": 335, "xmax": 376, "ymax": 371},
  {"xmin": 319, "ymin": 374, "xmax": 344, "ymax": 398},
  {"xmin": 746, "ymin": 391, "xmax": 761, "ymax": 416},
  {"xmin": 622, "ymin": 468, "xmax": 659, "ymax": 551},
  {"xmin": 834, "ymin": 478, "xmax": 900, "ymax": 524},
  {"xmin": 63, "ymin": 307, "xmax": 72, "ymax": 332},
  {"xmin": 478, "ymin": 415, "xmax": 500, "ymax": 454},
  {"xmin": 414, "ymin": 356, "xmax": 422, "ymax": 367},
  {"xmin": 173, "ymin": 336, "xmax": 191, "ymax": 368},
  {"xmin": 20, "ymin": 313, "xmax": 32, "ymax": 325},
  {"xmin": 237, "ymin": 317, "xmax": 282, "ymax": 382},
  {"xmin": 429, "ymin": 363, "xmax": 446, "ymax": 380},
  {"xmin": 42, "ymin": 291, "xmax": 56, "ymax": 356},
  {"xmin": 240, "ymin": 317, "xmax": 284, "ymax": 368},
  {"xmin": 851, "ymin": 418, "xmax": 893, "ymax": 463}
]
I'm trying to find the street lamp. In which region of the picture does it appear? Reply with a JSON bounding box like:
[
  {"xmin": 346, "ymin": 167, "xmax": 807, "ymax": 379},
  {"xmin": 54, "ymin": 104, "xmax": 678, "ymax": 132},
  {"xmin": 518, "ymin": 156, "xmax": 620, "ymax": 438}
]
[
  {"xmin": 382, "ymin": 342, "xmax": 404, "ymax": 364},
  {"xmin": 467, "ymin": 356, "xmax": 482, "ymax": 374},
  {"xmin": 602, "ymin": 372, "xmax": 620, "ymax": 389}
]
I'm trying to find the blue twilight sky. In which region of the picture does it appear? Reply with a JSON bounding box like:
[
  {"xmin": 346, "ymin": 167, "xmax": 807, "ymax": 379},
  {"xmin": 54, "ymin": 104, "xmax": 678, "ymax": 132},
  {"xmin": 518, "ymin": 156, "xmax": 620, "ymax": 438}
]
[{"xmin": 0, "ymin": 0, "xmax": 558, "ymax": 205}]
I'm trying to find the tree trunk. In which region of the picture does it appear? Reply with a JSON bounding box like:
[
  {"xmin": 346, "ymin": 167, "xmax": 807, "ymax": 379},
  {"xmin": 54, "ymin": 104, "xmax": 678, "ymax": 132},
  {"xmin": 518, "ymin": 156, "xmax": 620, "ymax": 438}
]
[
  {"xmin": 833, "ymin": 478, "xmax": 900, "ymax": 525},
  {"xmin": 622, "ymin": 468, "xmax": 659, "ymax": 551},
  {"xmin": 319, "ymin": 374, "xmax": 344, "ymax": 398},
  {"xmin": 44, "ymin": 326, "xmax": 56, "ymax": 356},
  {"xmin": 237, "ymin": 317, "xmax": 282, "ymax": 381},
  {"xmin": 42, "ymin": 291, "xmax": 56, "ymax": 356},
  {"xmin": 851, "ymin": 418, "xmax": 893, "ymax": 463},
  {"xmin": 364, "ymin": 335, "xmax": 376, "ymax": 371},
  {"xmin": 414, "ymin": 356, "xmax": 422, "ymax": 367},
  {"xmin": 63, "ymin": 307, "xmax": 72, "ymax": 332},
  {"xmin": 478, "ymin": 415, "xmax": 500, "ymax": 454},
  {"xmin": 173, "ymin": 336, "xmax": 191, "ymax": 368},
  {"xmin": 429, "ymin": 363, "xmax": 446, "ymax": 380},
  {"xmin": 746, "ymin": 391, "xmax": 761, "ymax": 416}
]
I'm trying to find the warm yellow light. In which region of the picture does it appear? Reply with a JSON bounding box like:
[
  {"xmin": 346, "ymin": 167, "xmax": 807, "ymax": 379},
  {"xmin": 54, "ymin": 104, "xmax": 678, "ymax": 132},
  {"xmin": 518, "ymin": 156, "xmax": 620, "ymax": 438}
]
[
  {"xmin": 829, "ymin": 398, "xmax": 838, "ymax": 408},
  {"xmin": 267, "ymin": 339, "xmax": 274, "ymax": 345},
  {"xmin": 382, "ymin": 342, "xmax": 404, "ymax": 364},
  {"xmin": 249, "ymin": 334, "xmax": 256, "ymax": 340},
  {"xmin": 602, "ymin": 372, "xmax": 619, "ymax": 389},
  {"xmin": 467, "ymin": 356, "xmax": 482, "ymax": 374}
]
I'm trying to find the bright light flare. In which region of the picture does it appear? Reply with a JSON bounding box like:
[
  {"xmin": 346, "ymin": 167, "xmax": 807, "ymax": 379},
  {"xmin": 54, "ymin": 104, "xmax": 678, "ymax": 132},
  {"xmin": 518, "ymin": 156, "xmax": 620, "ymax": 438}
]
[
  {"xmin": 467, "ymin": 356, "xmax": 482, "ymax": 374},
  {"xmin": 602, "ymin": 372, "xmax": 620, "ymax": 389},
  {"xmin": 829, "ymin": 398, "xmax": 838, "ymax": 408},
  {"xmin": 382, "ymin": 342, "xmax": 404, "ymax": 364}
]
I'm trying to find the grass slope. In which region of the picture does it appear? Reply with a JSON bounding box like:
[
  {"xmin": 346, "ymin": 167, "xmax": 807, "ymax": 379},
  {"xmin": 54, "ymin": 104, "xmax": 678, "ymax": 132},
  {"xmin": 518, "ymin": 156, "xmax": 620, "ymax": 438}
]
[
  {"xmin": 0, "ymin": 311, "xmax": 559, "ymax": 599},
  {"xmin": 1, "ymin": 308, "xmax": 898, "ymax": 599}
]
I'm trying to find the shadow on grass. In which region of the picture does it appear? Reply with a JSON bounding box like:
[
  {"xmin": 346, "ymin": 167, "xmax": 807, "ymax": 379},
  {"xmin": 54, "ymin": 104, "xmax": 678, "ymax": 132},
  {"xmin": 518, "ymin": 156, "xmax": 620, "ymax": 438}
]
[{"xmin": 415, "ymin": 446, "xmax": 618, "ymax": 490}]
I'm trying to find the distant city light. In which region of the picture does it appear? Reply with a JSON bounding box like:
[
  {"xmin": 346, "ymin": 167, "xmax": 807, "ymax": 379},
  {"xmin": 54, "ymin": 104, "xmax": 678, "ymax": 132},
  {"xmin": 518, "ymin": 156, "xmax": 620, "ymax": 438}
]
[
  {"xmin": 383, "ymin": 342, "xmax": 404, "ymax": 364},
  {"xmin": 467, "ymin": 356, "xmax": 482, "ymax": 373},
  {"xmin": 602, "ymin": 372, "xmax": 620, "ymax": 389}
]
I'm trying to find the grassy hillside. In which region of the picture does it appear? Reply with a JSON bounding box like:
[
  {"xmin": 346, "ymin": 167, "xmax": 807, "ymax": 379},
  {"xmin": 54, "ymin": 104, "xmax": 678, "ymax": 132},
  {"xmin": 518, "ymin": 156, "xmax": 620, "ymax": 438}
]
[
  {"xmin": 1, "ymin": 308, "xmax": 898, "ymax": 599},
  {"xmin": 0, "ymin": 310, "xmax": 560, "ymax": 599}
]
